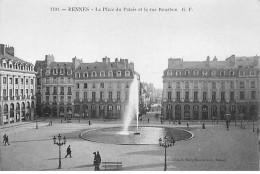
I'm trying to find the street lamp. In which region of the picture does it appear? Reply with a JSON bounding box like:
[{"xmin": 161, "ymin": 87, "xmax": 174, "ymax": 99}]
[
  {"xmin": 159, "ymin": 136, "xmax": 175, "ymax": 171},
  {"xmin": 53, "ymin": 134, "xmax": 66, "ymax": 169}
]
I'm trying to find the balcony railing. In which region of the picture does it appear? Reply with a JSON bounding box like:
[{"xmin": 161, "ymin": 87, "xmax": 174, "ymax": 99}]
[
  {"xmin": 10, "ymin": 96, "xmax": 15, "ymax": 100},
  {"xmin": 45, "ymin": 92, "xmax": 50, "ymax": 95},
  {"xmin": 67, "ymin": 92, "xmax": 72, "ymax": 95}
]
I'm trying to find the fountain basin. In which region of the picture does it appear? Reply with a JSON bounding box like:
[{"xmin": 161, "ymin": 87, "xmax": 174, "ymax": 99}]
[{"xmin": 80, "ymin": 126, "xmax": 193, "ymax": 145}]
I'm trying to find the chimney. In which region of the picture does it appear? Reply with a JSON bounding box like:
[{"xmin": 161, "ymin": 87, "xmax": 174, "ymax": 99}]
[
  {"xmin": 213, "ymin": 56, "xmax": 217, "ymax": 61},
  {"xmin": 73, "ymin": 56, "xmax": 83, "ymax": 69},
  {"xmin": 206, "ymin": 56, "xmax": 210, "ymax": 67},
  {"xmin": 0, "ymin": 44, "xmax": 15, "ymax": 56},
  {"xmin": 45, "ymin": 54, "xmax": 55, "ymax": 66}
]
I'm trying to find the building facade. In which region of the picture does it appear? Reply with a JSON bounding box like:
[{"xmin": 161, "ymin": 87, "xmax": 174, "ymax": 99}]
[
  {"xmin": 35, "ymin": 56, "xmax": 139, "ymax": 120},
  {"xmin": 0, "ymin": 44, "xmax": 36, "ymax": 125},
  {"xmin": 162, "ymin": 55, "xmax": 260, "ymax": 121}
]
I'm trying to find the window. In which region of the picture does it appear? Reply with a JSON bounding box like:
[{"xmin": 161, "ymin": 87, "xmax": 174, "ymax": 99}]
[
  {"xmin": 53, "ymin": 87, "xmax": 57, "ymax": 94},
  {"xmin": 100, "ymin": 71, "xmax": 105, "ymax": 77},
  {"xmin": 211, "ymin": 70, "xmax": 216, "ymax": 76},
  {"xmin": 230, "ymin": 82, "xmax": 234, "ymax": 89},
  {"xmin": 53, "ymin": 77, "xmax": 57, "ymax": 83},
  {"xmin": 212, "ymin": 92, "xmax": 216, "ymax": 101},
  {"xmin": 108, "ymin": 71, "xmax": 113, "ymax": 77},
  {"xmin": 67, "ymin": 68, "xmax": 72, "ymax": 75},
  {"xmin": 221, "ymin": 92, "xmax": 225, "ymax": 101},
  {"xmin": 84, "ymin": 92, "xmax": 87, "ymax": 100},
  {"xmin": 100, "ymin": 92, "xmax": 104, "ymax": 100},
  {"xmin": 250, "ymin": 70, "xmax": 256, "ymax": 76},
  {"xmin": 31, "ymin": 79, "xmax": 33, "ymax": 85},
  {"xmin": 117, "ymin": 91, "xmax": 121, "ymax": 100},
  {"xmin": 68, "ymin": 78, "xmax": 72, "ymax": 83},
  {"xmin": 76, "ymin": 92, "xmax": 79, "ymax": 100},
  {"xmin": 46, "ymin": 78, "xmax": 49, "ymax": 83},
  {"xmin": 3, "ymin": 89, "xmax": 7, "ymax": 97},
  {"xmin": 21, "ymin": 89, "xmax": 23, "ymax": 96},
  {"xmin": 3, "ymin": 77, "xmax": 7, "ymax": 84},
  {"xmin": 60, "ymin": 96, "xmax": 64, "ymax": 103},
  {"xmin": 194, "ymin": 81, "xmax": 198, "ymax": 89},
  {"xmin": 61, "ymin": 77, "xmax": 64, "ymax": 83},
  {"xmin": 116, "ymin": 71, "xmax": 121, "ymax": 77},
  {"xmin": 100, "ymin": 82, "xmax": 104, "ymax": 88},
  {"xmin": 92, "ymin": 71, "xmax": 97, "ymax": 77},
  {"xmin": 21, "ymin": 78, "xmax": 24, "ymax": 85},
  {"xmin": 26, "ymin": 79, "xmax": 29, "ymax": 85},
  {"xmin": 203, "ymin": 82, "xmax": 207, "ymax": 89},
  {"xmin": 230, "ymin": 91, "xmax": 234, "ymax": 101},
  {"xmin": 212, "ymin": 82, "xmax": 216, "ymax": 89},
  {"xmin": 221, "ymin": 82, "xmax": 225, "ymax": 89},
  {"xmin": 53, "ymin": 68, "xmax": 57, "ymax": 75},
  {"xmin": 15, "ymin": 78, "xmax": 19, "ymax": 84},
  {"xmin": 46, "ymin": 68, "xmax": 50, "ymax": 75},
  {"xmin": 203, "ymin": 92, "xmax": 207, "ymax": 100},
  {"xmin": 125, "ymin": 91, "xmax": 129, "ymax": 100},
  {"xmin": 176, "ymin": 91, "xmax": 180, "ymax": 100},
  {"xmin": 168, "ymin": 91, "xmax": 172, "ymax": 99},
  {"xmin": 46, "ymin": 96, "xmax": 50, "ymax": 103},
  {"xmin": 185, "ymin": 82, "xmax": 189, "ymax": 89},
  {"xmin": 251, "ymin": 81, "xmax": 256, "ymax": 88},
  {"xmin": 68, "ymin": 87, "xmax": 71, "ymax": 94},
  {"xmin": 68, "ymin": 96, "xmax": 71, "ymax": 103},
  {"xmin": 168, "ymin": 82, "xmax": 172, "ymax": 88},
  {"xmin": 220, "ymin": 70, "xmax": 225, "ymax": 76},
  {"xmin": 76, "ymin": 83, "xmax": 80, "ymax": 89},
  {"xmin": 194, "ymin": 91, "xmax": 198, "ymax": 100},
  {"xmin": 229, "ymin": 70, "xmax": 234, "ymax": 76},
  {"xmin": 76, "ymin": 72, "xmax": 80, "ymax": 78},
  {"xmin": 176, "ymin": 70, "xmax": 181, "ymax": 76},
  {"xmin": 167, "ymin": 70, "xmax": 172, "ymax": 76},
  {"xmin": 125, "ymin": 83, "xmax": 129, "ymax": 88},
  {"xmin": 239, "ymin": 70, "xmax": 244, "ymax": 76},
  {"xmin": 117, "ymin": 82, "xmax": 121, "ymax": 88},
  {"xmin": 60, "ymin": 87, "xmax": 64, "ymax": 95},
  {"xmin": 46, "ymin": 87, "xmax": 50, "ymax": 94},
  {"xmin": 109, "ymin": 92, "xmax": 113, "ymax": 100},
  {"xmin": 84, "ymin": 72, "xmax": 88, "ymax": 77},
  {"xmin": 193, "ymin": 70, "xmax": 199, "ymax": 76},
  {"xmin": 92, "ymin": 92, "xmax": 96, "ymax": 100},
  {"xmin": 240, "ymin": 91, "xmax": 244, "ymax": 100},
  {"xmin": 251, "ymin": 91, "xmax": 256, "ymax": 99},
  {"xmin": 116, "ymin": 105, "xmax": 121, "ymax": 111},
  {"xmin": 84, "ymin": 83, "xmax": 88, "ymax": 89},
  {"xmin": 185, "ymin": 91, "xmax": 189, "ymax": 100},
  {"xmin": 53, "ymin": 96, "xmax": 57, "ymax": 103},
  {"xmin": 125, "ymin": 70, "xmax": 130, "ymax": 77},
  {"xmin": 202, "ymin": 70, "xmax": 208, "ymax": 76},
  {"xmin": 176, "ymin": 82, "xmax": 181, "ymax": 89},
  {"xmin": 15, "ymin": 89, "xmax": 18, "ymax": 96},
  {"xmin": 60, "ymin": 68, "xmax": 64, "ymax": 74},
  {"xmin": 9, "ymin": 78, "xmax": 13, "ymax": 84},
  {"xmin": 92, "ymin": 83, "xmax": 96, "ymax": 88},
  {"xmin": 184, "ymin": 70, "xmax": 190, "ymax": 76},
  {"xmin": 240, "ymin": 81, "xmax": 244, "ymax": 89}
]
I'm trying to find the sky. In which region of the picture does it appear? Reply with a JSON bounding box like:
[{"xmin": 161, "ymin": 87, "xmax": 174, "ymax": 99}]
[{"xmin": 0, "ymin": 0, "xmax": 260, "ymax": 89}]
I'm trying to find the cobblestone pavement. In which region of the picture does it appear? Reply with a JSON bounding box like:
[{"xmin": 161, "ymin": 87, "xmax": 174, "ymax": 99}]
[{"xmin": 0, "ymin": 116, "xmax": 259, "ymax": 171}]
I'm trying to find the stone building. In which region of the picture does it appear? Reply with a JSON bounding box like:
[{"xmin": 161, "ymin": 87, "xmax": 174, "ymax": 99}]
[
  {"xmin": 35, "ymin": 56, "xmax": 139, "ymax": 120},
  {"xmin": 0, "ymin": 44, "xmax": 36, "ymax": 125},
  {"xmin": 162, "ymin": 55, "xmax": 259, "ymax": 121}
]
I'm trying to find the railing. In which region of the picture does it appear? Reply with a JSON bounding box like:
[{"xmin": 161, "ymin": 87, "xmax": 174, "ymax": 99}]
[
  {"xmin": 67, "ymin": 92, "xmax": 72, "ymax": 95},
  {"xmin": 45, "ymin": 92, "xmax": 50, "ymax": 95},
  {"xmin": 10, "ymin": 96, "xmax": 15, "ymax": 100}
]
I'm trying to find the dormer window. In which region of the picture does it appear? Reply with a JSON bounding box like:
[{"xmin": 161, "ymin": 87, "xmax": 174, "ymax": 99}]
[
  {"xmin": 100, "ymin": 71, "xmax": 105, "ymax": 77},
  {"xmin": 75, "ymin": 72, "xmax": 80, "ymax": 78},
  {"xmin": 116, "ymin": 71, "xmax": 121, "ymax": 77},
  {"xmin": 167, "ymin": 70, "xmax": 172, "ymax": 76},
  {"xmin": 60, "ymin": 68, "xmax": 64, "ymax": 75},
  {"xmin": 229, "ymin": 70, "xmax": 234, "ymax": 76},
  {"xmin": 250, "ymin": 70, "xmax": 256, "ymax": 76},
  {"xmin": 176, "ymin": 70, "xmax": 181, "ymax": 76},
  {"xmin": 9, "ymin": 63, "xmax": 13, "ymax": 69},
  {"xmin": 45, "ymin": 67, "xmax": 50, "ymax": 75},
  {"xmin": 125, "ymin": 70, "xmax": 130, "ymax": 77},
  {"xmin": 92, "ymin": 71, "xmax": 97, "ymax": 77},
  {"xmin": 193, "ymin": 70, "xmax": 199, "ymax": 76},
  {"xmin": 220, "ymin": 70, "xmax": 225, "ymax": 76},
  {"xmin": 202, "ymin": 70, "xmax": 208, "ymax": 76},
  {"xmin": 108, "ymin": 71, "xmax": 113, "ymax": 77},
  {"xmin": 37, "ymin": 68, "xmax": 42, "ymax": 76},
  {"xmin": 211, "ymin": 70, "xmax": 216, "ymax": 76},
  {"xmin": 84, "ymin": 72, "xmax": 88, "ymax": 78},
  {"xmin": 168, "ymin": 82, "xmax": 172, "ymax": 88},
  {"xmin": 53, "ymin": 68, "xmax": 58, "ymax": 75},
  {"xmin": 3, "ymin": 62, "xmax": 7, "ymax": 68},
  {"xmin": 184, "ymin": 70, "xmax": 190, "ymax": 76},
  {"xmin": 67, "ymin": 67, "xmax": 72, "ymax": 75},
  {"xmin": 239, "ymin": 70, "xmax": 244, "ymax": 76}
]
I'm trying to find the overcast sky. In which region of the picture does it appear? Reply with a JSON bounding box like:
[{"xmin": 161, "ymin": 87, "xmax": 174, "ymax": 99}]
[{"xmin": 0, "ymin": 0, "xmax": 260, "ymax": 89}]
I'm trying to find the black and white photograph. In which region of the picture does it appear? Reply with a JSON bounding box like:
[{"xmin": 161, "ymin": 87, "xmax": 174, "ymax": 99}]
[{"xmin": 0, "ymin": 0, "xmax": 259, "ymax": 171}]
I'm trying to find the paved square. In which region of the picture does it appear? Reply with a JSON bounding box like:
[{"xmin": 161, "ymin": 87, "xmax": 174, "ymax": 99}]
[{"xmin": 0, "ymin": 114, "xmax": 259, "ymax": 171}]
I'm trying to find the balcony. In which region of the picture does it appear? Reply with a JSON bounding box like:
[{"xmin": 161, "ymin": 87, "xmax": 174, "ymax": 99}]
[
  {"xmin": 67, "ymin": 101, "xmax": 72, "ymax": 105},
  {"xmin": 52, "ymin": 101, "xmax": 57, "ymax": 105},
  {"xmin": 10, "ymin": 96, "xmax": 15, "ymax": 100},
  {"xmin": 22, "ymin": 95, "xmax": 26, "ymax": 99},
  {"xmin": 45, "ymin": 92, "xmax": 50, "ymax": 95},
  {"xmin": 53, "ymin": 92, "xmax": 57, "ymax": 95},
  {"xmin": 67, "ymin": 92, "xmax": 72, "ymax": 95},
  {"xmin": 60, "ymin": 92, "xmax": 64, "ymax": 95}
]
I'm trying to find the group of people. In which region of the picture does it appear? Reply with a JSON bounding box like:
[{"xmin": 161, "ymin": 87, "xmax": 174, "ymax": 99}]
[{"xmin": 3, "ymin": 134, "xmax": 10, "ymax": 145}]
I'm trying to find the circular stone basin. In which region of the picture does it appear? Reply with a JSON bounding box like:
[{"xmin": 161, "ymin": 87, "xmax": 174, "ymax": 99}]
[{"xmin": 80, "ymin": 126, "xmax": 193, "ymax": 145}]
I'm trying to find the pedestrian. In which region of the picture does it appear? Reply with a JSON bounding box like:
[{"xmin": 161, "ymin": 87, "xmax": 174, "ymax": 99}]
[
  {"xmin": 3, "ymin": 134, "xmax": 6, "ymax": 144},
  {"xmin": 226, "ymin": 120, "xmax": 229, "ymax": 131},
  {"xmin": 202, "ymin": 123, "xmax": 205, "ymax": 129},
  {"xmin": 5, "ymin": 135, "xmax": 10, "ymax": 145},
  {"xmin": 65, "ymin": 145, "xmax": 72, "ymax": 158},
  {"xmin": 89, "ymin": 120, "xmax": 91, "ymax": 125},
  {"xmin": 96, "ymin": 151, "xmax": 101, "ymax": 171},
  {"xmin": 148, "ymin": 118, "xmax": 150, "ymax": 123},
  {"xmin": 187, "ymin": 122, "xmax": 189, "ymax": 128},
  {"xmin": 93, "ymin": 152, "xmax": 97, "ymax": 166}
]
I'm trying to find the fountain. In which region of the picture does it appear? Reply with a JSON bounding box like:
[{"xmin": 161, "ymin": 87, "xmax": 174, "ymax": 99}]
[{"xmin": 121, "ymin": 74, "xmax": 140, "ymax": 135}]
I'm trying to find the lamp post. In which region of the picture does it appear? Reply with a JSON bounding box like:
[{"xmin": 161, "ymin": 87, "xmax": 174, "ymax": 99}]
[
  {"xmin": 159, "ymin": 136, "xmax": 175, "ymax": 171},
  {"xmin": 53, "ymin": 134, "xmax": 66, "ymax": 169}
]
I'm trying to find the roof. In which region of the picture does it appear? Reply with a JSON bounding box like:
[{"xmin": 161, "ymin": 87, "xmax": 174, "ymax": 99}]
[{"xmin": 0, "ymin": 52, "xmax": 32, "ymax": 65}]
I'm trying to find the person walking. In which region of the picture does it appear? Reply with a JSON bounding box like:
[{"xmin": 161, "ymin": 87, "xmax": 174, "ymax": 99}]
[
  {"xmin": 148, "ymin": 118, "xmax": 150, "ymax": 123},
  {"xmin": 96, "ymin": 151, "xmax": 101, "ymax": 171},
  {"xmin": 93, "ymin": 152, "xmax": 97, "ymax": 166},
  {"xmin": 226, "ymin": 120, "xmax": 229, "ymax": 131},
  {"xmin": 65, "ymin": 145, "xmax": 72, "ymax": 158},
  {"xmin": 3, "ymin": 134, "xmax": 6, "ymax": 144},
  {"xmin": 5, "ymin": 135, "xmax": 10, "ymax": 145},
  {"xmin": 187, "ymin": 122, "xmax": 189, "ymax": 128}
]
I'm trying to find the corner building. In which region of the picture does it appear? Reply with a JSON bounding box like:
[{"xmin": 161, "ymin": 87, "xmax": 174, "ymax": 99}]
[
  {"xmin": 162, "ymin": 55, "xmax": 260, "ymax": 121},
  {"xmin": 0, "ymin": 44, "xmax": 36, "ymax": 125},
  {"xmin": 35, "ymin": 56, "xmax": 139, "ymax": 119}
]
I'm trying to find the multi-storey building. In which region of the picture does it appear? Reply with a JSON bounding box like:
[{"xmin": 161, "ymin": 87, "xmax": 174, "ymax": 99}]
[
  {"xmin": 35, "ymin": 56, "xmax": 139, "ymax": 119},
  {"xmin": 0, "ymin": 44, "xmax": 36, "ymax": 125},
  {"xmin": 162, "ymin": 55, "xmax": 260, "ymax": 121}
]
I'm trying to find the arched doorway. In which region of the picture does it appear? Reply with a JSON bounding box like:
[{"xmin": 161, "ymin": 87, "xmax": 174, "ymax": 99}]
[
  {"xmin": 175, "ymin": 105, "xmax": 181, "ymax": 120},
  {"xmin": 59, "ymin": 107, "xmax": 64, "ymax": 118},
  {"xmin": 4, "ymin": 104, "xmax": 8, "ymax": 124},
  {"xmin": 184, "ymin": 105, "xmax": 190, "ymax": 120},
  {"xmin": 52, "ymin": 107, "xmax": 58, "ymax": 117},
  {"xmin": 10, "ymin": 103, "xmax": 14, "ymax": 123},
  {"xmin": 83, "ymin": 105, "xmax": 88, "ymax": 118},
  {"xmin": 16, "ymin": 103, "xmax": 20, "ymax": 122},
  {"xmin": 116, "ymin": 105, "xmax": 121, "ymax": 119},
  {"xmin": 99, "ymin": 104, "xmax": 104, "ymax": 118},
  {"xmin": 91, "ymin": 104, "xmax": 96, "ymax": 118},
  {"xmin": 67, "ymin": 107, "xmax": 72, "ymax": 118},
  {"xmin": 107, "ymin": 105, "xmax": 113, "ymax": 119},
  {"xmin": 193, "ymin": 105, "xmax": 199, "ymax": 120},
  {"xmin": 211, "ymin": 105, "xmax": 217, "ymax": 120},
  {"xmin": 202, "ymin": 105, "xmax": 208, "ymax": 120},
  {"xmin": 220, "ymin": 105, "xmax": 226, "ymax": 120},
  {"xmin": 166, "ymin": 104, "xmax": 173, "ymax": 120}
]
